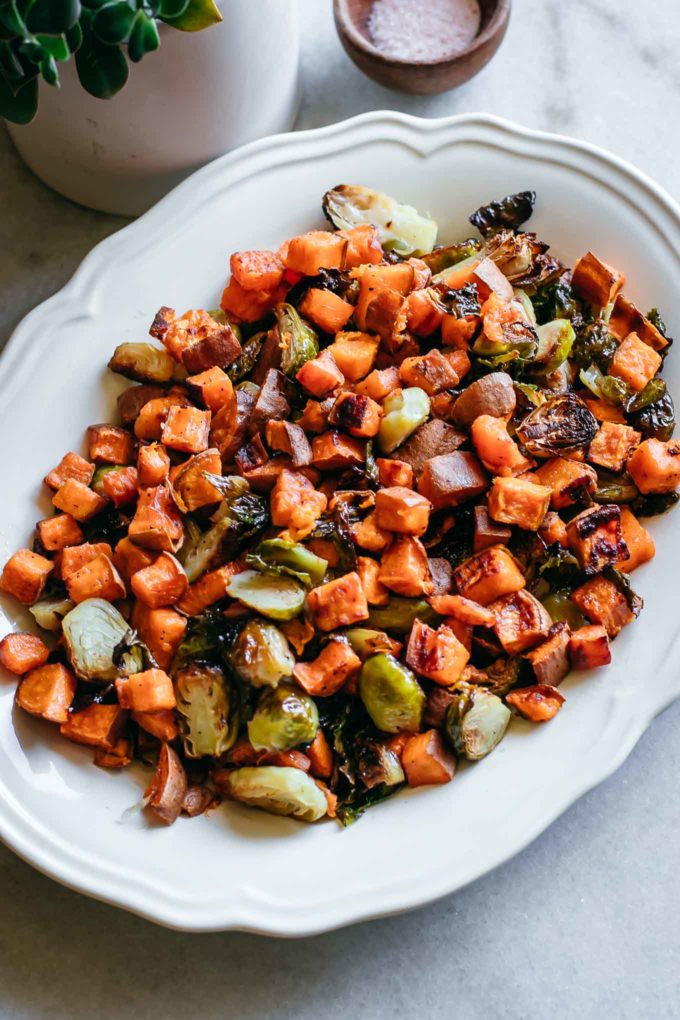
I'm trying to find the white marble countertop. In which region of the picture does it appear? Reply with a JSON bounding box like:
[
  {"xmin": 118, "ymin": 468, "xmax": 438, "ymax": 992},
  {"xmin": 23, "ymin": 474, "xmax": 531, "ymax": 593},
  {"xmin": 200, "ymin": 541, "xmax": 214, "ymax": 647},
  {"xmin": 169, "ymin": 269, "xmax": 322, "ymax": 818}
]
[{"xmin": 1, "ymin": 2, "xmax": 680, "ymax": 1018}]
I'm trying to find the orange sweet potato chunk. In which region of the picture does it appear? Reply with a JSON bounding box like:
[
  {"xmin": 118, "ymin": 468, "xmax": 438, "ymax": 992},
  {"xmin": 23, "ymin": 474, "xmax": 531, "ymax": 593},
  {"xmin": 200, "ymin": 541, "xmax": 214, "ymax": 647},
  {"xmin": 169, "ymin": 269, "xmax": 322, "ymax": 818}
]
[
  {"xmin": 488, "ymin": 476, "xmax": 551, "ymax": 531},
  {"xmin": 627, "ymin": 439, "xmax": 680, "ymax": 494},
  {"xmin": 0, "ymin": 549, "xmax": 53, "ymax": 605},
  {"xmin": 571, "ymin": 251, "xmax": 625, "ymax": 308},
  {"xmin": 299, "ymin": 288, "xmax": 354, "ymax": 333},
  {"xmin": 296, "ymin": 349, "xmax": 345, "ymax": 397},
  {"xmin": 405, "ymin": 618, "xmax": 469, "ymax": 685},
  {"xmin": 60, "ymin": 541, "xmax": 113, "ymax": 581},
  {"xmin": 587, "ymin": 421, "xmax": 641, "ymax": 473},
  {"xmin": 186, "ymin": 366, "xmax": 235, "ymax": 413},
  {"xmin": 327, "ymin": 332, "xmax": 380, "ymax": 382},
  {"xmin": 176, "ymin": 564, "xmax": 236, "ymax": 616},
  {"xmin": 374, "ymin": 486, "xmax": 431, "ymax": 536},
  {"xmin": 471, "ymin": 414, "xmax": 532, "ymax": 477},
  {"xmin": 16, "ymin": 663, "xmax": 76, "ymax": 723},
  {"xmin": 61, "ymin": 704, "xmax": 128, "ymax": 750},
  {"xmin": 0, "ymin": 633, "xmax": 50, "ymax": 675},
  {"xmin": 306, "ymin": 572, "xmax": 369, "ymax": 631},
  {"xmin": 131, "ymin": 603, "xmax": 187, "ymax": 672},
  {"xmin": 87, "ymin": 424, "xmax": 136, "ymax": 465},
  {"xmin": 402, "ymin": 730, "xmax": 456, "ymax": 787},
  {"xmin": 490, "ymin": 589, "xmax": 552, "ymax": 655},
  {"xmin": 36, "ymin": 513, "xmax": 84, "ymax": 552},
  {"xmin": 137, "ymin": 443, "xmax": 171, "ymax": 488},
  {"xmin": 506, "ymin": 685, "xmax": 565, "ymax": 722},
  {"xmin": 161, "ymin": 405, "xmax": 211, "ymax": 454},
  {"xmin": 116, "ymin": 668, "xmax": 176, "ymax": 712},
  {"xmin": 617, "ymin": 507, "xmax": 655, "ymax": 572},
  {"xmin": 357, "ymin": 555, "xmax": 390, "ymax": 607},
  {"xmin": 230, "ymin": 249, "xmax": 284, "ymax": 292},
  {"xmin": 270, "ymin": 469, "xmax": 327, "ymax": 539},
  {"xmin": 306, "ymin": 729, "xmax": 334, "ymax": 779},
  {"xmin": 378, "ymin": 536, "xmax": 433, "ymax": 597},
  {"xmin": 452, "ymin": 546, "xmax": 525, "ymax": 606},
  {"xmin": 284, "ymin": 231, "xmax": 348, "ymax": 275},
  {"xmin": 293, "ymin": 639, "xmax": 362, "ymax": 697},
  {"xmin": 52, "ymin": 479, "xmax": 107, "ymax": 522},
  {"xmin": 65, "ymin": 554, "xmax": 127, "ymax": 604},
  {"xmin": 131, "ymin": 551, "xmax": 188, "ymax": 609},
  {"xmin": 376, "ymin": 458, "xmax": 414, "ymax": 489},
  {"xmin": 609, "ymin": 332, "xmax": 662, "ymax": 392},
  {"xmin": 568, "ymin": 624, "xmax": 611, "ymax": 669},
  {"xmin": 44, "ymin": 452, "xmax": 94, "ymax": 491},
  {"xmin": 570, "ymin": 575, "xmax": 634, "ymax": 637},
  {"xmin": 128, "ymin": 484, "xmax": 184, "ymax": 552}
]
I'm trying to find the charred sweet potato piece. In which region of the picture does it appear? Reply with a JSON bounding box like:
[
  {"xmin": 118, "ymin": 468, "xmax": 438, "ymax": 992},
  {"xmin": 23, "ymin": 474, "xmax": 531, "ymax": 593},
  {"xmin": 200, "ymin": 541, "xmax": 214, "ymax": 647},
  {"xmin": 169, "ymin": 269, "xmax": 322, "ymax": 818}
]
[
  {"xmin": 133, "ymin": 394, "xmax": 189, "ymax": 442},
  {"xmin": 487, "ymin": 476, "xmax": 551, "ymax": 531},
  {"xmin": 570, "ymin": 575, "xmax": 634, "ymax": 637},
  {"xmin": 429, "ymin": 594, "xmax": 496, "ymax": 628},
  {"xmin": 406, "ymin": 618, "xmax": 469, "ymax": 685},
  {"xmin": 571, "ymin": 251, "xmax": 625, "ymax": 308},
  {"xmin": 399, "ymin": 349, "xmax": 459, "ymax": 396},
  {"xmin": 311, "ymin": 431, "xmax": 365, "ymax": 470},
  {"xmin": 566, "ymin": 504, "xmax": 627, "ymax": 574},
  {"xmin": 53, "ymin": 479, "xmax": 107, "ymax": 522},
  {"xmin": 299, "ymin": 288, "xmax": 354, "ymax": 333},
  {"xmin": 306, "ymin": 572, "xmax": 369, "ymax": 631},
  {"xmin": 418, "ymin": 451, "xmax": 489, "ymax": 510},
  {"xmin": 16, "ymin": 663, "xmax": 76, "ymax": 723},
  {"xmin": 186, "ymin": 366, "xmax": 235, "ymax": 412},
  {"xmin": 131, "ymin": 551, "xmax": 188, "ymax": 608},
  {"xmin": 453, "ymin": 546, "xmax": 525, "ymax": 606},
  {"xmin": 117, "ymin": 384, "xmax": 166, "ymax": 427},
  {"xmin": 396, "ymin": 420, "xmax": 466, "ymax": 481},
  {"xmin": 44, "ymin": 451, "xmax": 94, "ymax": 491},
  {"xmin": 128, "ymin": 484, "xmax": 184, "ymax": 552},
  {"xmin": 534, "ymin": 457, "xmax": 598, "ymax": 509},
  {"xmin": 538, "ymin": 511, "xmax": 569, "ymax": 548},
  {"xmin": 506, "ymin": 685, "xmax": 565, "ymax": 722},
  {"xmin": 144, "ymin": 743, "xmax": 188, "ymax": 825},
  {"xmin": 220, "ymin": 277, "xmax": 279, "ymax": 323},
  {"xmin": 296, "ymin": 397, "xmax": 335, "ymax": 434},
  {"xmin": 328, "ymin": 392, "xmax": 382, "ymax": 438},
  {"xmin": 569, "ymin": 624, "xmax": 611, "ymax": 669},
  {"xmin": 327, "ymin": 332, "xmax": 380, "ymax": 382},
  {"xmin": 65, "ymin": 553, "xmax": 127, "ymax": 604},
  {"xmin": 351, "ymin": 510, "xmax": 392, "ymax": 552},
  {"xmin": 627, "ymin": 438, "xmax": 680, "ymax": 494},
  {"xmin": 113, "ymin": 537, "xmax": 157, "ymax": 584},
  {"xmin": 357, "ymin": 555, "xmax": 390, "ymax": 606},
  {"xmin": 609, "ymin": 331, "xmax": 662, "ymax": 392},
  {"xmin": 422, "ymin": 685, "xmax": 458, "ymax": 729},
  {"xmin": 617, "ymin": 507, "xmax": 655, "ymax": 572},
  {"xmin": 270, "ymin": 469, "xmax": 327, "ymax": 539},
  {"xmin": 265, "ymin": 420, "xmax": 312, "ymax": 467},
  {"xmin": 285, "ymin": 230, "xmax": 348, "ymax": 275},
  {"xmin": 306, "ymin": 729, "xmax": 334, "ymax": 779},
  {"xmin": 61, "ymin": 704, "xmax": 127, "ymax": 750},
  {"xmin": 402, "ymin": 730, "xmax": 456, "ymax": 787},
  {"xmin": 364, "ymin": 288, "xmax": 408, "ymax": 343},
  {"xmin": 230, "ymin": 249, "xmax": 284, "ymax": 291},
  {"xmin": 473, "ymin": 506, "xmax": 512, "ymax": 553},
  {"xmin": 296, "ymin": 349, "xmax": 345, "ymax": 397},
  {"xmin": 490, "ymin": 589, "xmax": 553, "ymax": 655},
  {"xmin": 36, "ymin": 513, "xmax": 83, "ymax": 552},
  {"xmin": 0, "ymin": 632, "xmax": 50, "ymax": 675},
  {"xmin": 1, "ymin": 549, "xmax": 53, "ymax": 605},
  {"xmin": 526, "ymin": 622, "xmax": 571, "ymax": 686},
  {"xmin": 452, "ymin": 372, "xmax": 516, "ymax": 427},
  {"xmin": 182, "ymin": 324, "xmax": 242, "ymax": 375},
  {"xmin": 608, "ymin": 294, "xmax": 668, "ymax": 351},
  {"xmin": 60, "ymin": 541, "xmax": 113, "ymax": 581},
  {"xmin": 354, "ymin": 366, "xmax": 400, "ymax": 401},
  {"xmin": 235, "ymin": 433, "xmax": 269, "ymax": 477},
  {"xmin": 131, "ymin": 603, "xmax": 187, "ymax": 671},
  {"xmin": 133, "ymin": 708, "xmax": 179, "ymax": 742},
  {"xmin": 376, "ymin": 458, "xmax": 414, "ymax": 489},
  {"xmin": 374, "ymin": 485, "xmax": 431, "ymax": 536},
  {"xmin": 471, "ymin": 414, "xmax": 533, "ymax": 477},
  {"xmin": 587, "ymin": 421, "xmax": 641, "ymax": 473},
  {"xmin": 160, "ymin": 405, "xmax": 211, "ymax": 454},
  {"xmin": 294, "ymin": 639, "xmax": 362, "ymax": 697},
  {"xmin": 116, "ymin": 667, "xmax": 176, "ymax": 712},
  {"xmin": 378, "ymin": 536, "xmax": 433, "ymax": 597},
  {"xmin": 87, "ymin": 424, "xmax": 135, "ymax": 465}
]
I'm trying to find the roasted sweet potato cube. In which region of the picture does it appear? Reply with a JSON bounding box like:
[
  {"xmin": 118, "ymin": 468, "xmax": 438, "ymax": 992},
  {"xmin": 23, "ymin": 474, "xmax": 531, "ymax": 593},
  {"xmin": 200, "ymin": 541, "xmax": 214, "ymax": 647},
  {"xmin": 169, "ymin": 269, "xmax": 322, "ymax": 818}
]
[
  {"xmin": 357, "ymin": 555, "xmax": 390, "ymax": 607},
  {"xmin": 583, "ymin": 395, "xmax": 627, "ymax": 425},
  {"xmin": 379, "ymin": 535, "xmax": 433, "ymax": 597},
  {"xmin": 137, "ymin": 442, "xmax": 171, "ymax": 488},
  {"xmin": 60, "ymin": 703, "xmax": 128, "ymax": 750},
  {"xmin": 176, "ymin": 564, "xmax": 238, "ymax": 616},
  {"xmin": 418, "ymin": 451, "xmax": 489, "ymax": 510},
  {"xmin": 134, "ymin": 394, "xmax": 189, "ymax": 442},
  {"xmin": 0, "ymin": 549, "xmax": 53, "ymax": 605},
  {"xmin": 490, "ymin": 589, "xmax": 552, "ymax": 654},
  {"xmin": 296, "ymin": 349, "xmax": 345, "ymax": 397},
  {"xmin": 472, "ymin": 257, "xmax": 514, "ymax": 302},
  {"xmin": 374, "ymin": 485, "xmax": 431, "ymax": 536},
  {"xmin": 488, "ymin": 476, "xmax": 551, "ymax": 531},
  {"xmin": 406, "ymin": 289, "xmax": 444, "ymax": 337},
  {"xmin": 36, "ymin": 513, "xmax": 83, "ymax": 552},
  {"xmin": 569, "ymin": 624, "xmax": 611, "ymax": 669},
  {"xmin": 285, "ymin": 230, "xmax": 348, "ymax": 275},
  {"xmin": 131, "ymin": 551, "xmax": 188, "ymax": 608},
  {"xmin": 60, "ymin": 541, "xmax": 113, "ymax": 581},
  {"xmin": 471, "ymin": 414, "xmax": 532, "ymax": 477},
  {"xmin": 617, "ymin": 507, "xmax": 655, "ymax": 571},
  {"xmin": 311, "ymin": 431, "xmax": 365, "ymax": 470},
  {"xmin": 161, "ymin": 405, "xmax": 211, "ymax": 454},
  {"xmin": 132, "ymin": 708, "xmax": 179, "ymax": 742},
  {"xmin": 87, "ymin": 424, "xmax": 135, "ymax": 465},
  {"xmin": 453, "ymin": 546, "xmax": 525, "ymax": 606},
  {"xmin": 299, "ymin": 288, "xmax": 354, "ymax": 333},
  {"xmin": 306, "ymin": 729, "xmax": 334, "ymax": 779},
  {"xmin": 526, "ymin": 622, "xmax": 571, "ymax": 686},
  {"xmin": 506, "ymin": 685, "xmax": 565, "ymax": 722},
  {"xmin": 399, "ymin": 349, "xmax": 459, "ymax": 396},
  {"xmin": 0, "ymin": 632, "xmax": 50, "ymax": 675},
  {"xmin": 402, "ymin": 730, "xmax": 457, "ymax": 787},
  {"xmin": 376, "ymin": 458, "xmax": 414, "ymax": 489},
  {"xmin": 571, "ymin": 251, "xmax": 625, "ymax": 308},
  {"xmin": 327, "ymin": 332, "xmax": 380, "ymax": 382},
  {"xmin": 626, "ymin": 438, "xmax": 680, "ymax": 494},
  {"xmin": 265, "ymin": 420, "xmax": 312, "ymax": 467},
  {"xmin": 566, "ymin": 504, "xmax": 627, "ymax": 574},
  {"xmin": 441, "ymin": 313, "xmax": 478, "ymax": 348},
  {"xmin": 128, "ymin": 484, "xmax": 184, "ymax": 552},
  {"xmin": 473, "ymin": 505, "xmax": 512, "ymax": 552},
  {"xmin": 428, "ymin": 594, "xmax": 495, "ymax": 628},
  {"xmin": 65, "ymin": 553, "xmax": 127, "ymax": 604},
  {"xmin": 531, "ymin": 458, "xmax": 597, "ymax": 511},
  {"xmin": 293, "ymin": 639, "xmax": 361, "ymax": 697},
  {"xmin": 181, "ymin": 324, "xmax": 242, "ymax": 375},
  {"xmin": 354, "ymin": 366, "xmax": 400, "ymax": 401},
  {"xmin": 113, "ymin": 537, "xmax": 157, "ymax": 584},
  {"xmin": 220, "ymin": 278, "xmax": 279, "ymax": 323},
  {"xmin": 186, "ymin": 366, "xmax": 235, "ymax": 412},
  {"xmin": 570, "ymin": 575, "xmax": 634, "ymax": 637},
  {"xmin": 609, "ymin": 331, "xmax": 662, "ymax": 392},
  {"xmin": 587, "ymin": 421, "xmax": 641, "ymax": 473},
  {"xmin": 94, "ymin": 737, "xmax": 133, "ymax": 769},
  {"xmin": 116, "ymin": 384, "xmax": 168, "ymax": 426},
  {"xmin": 609, "ymin": 294, "xmax": 668, "ymax": 351},
  {"xmin": 52, "ymin": 479, "xmax": 107, "ymax": 522},
  {"xmin": 328, "ymin": 392, "xmax": 382, "ymax": 438},
  {"xmin": 16, "ymin": 663, "xmax": 76, "ymax": 723},
  {"xmin": 351, "ymin": 510, "xmax": 392, "ymax": 552},
  {"xmin": 538, "ymin": 511, "xmax": 569, "ymax": 548},
  {"xmin": 116, "ymin": 667, "xmax": 176, "ymax": 712},
  {"xmin": 338, "ymin": 223, "xmax": 383, "ymax": 268},
  {"xmin": 270, "ymin": 469, "xmax": 327, "ymax": 539},
  {"xmin": 406, "ymin": 618, "xmax": 469, "ymax": 685},
  {"xmin": 230, "ymin": 249, "xmax": 284, "ymax": 291},
  {"xmin": 143, "ymin": 742, "xmax": 188, "ymax": 825},
  {"xmin": 131, "ymin": 603, "xmax": 187, "ymax": 671},
  {"xmin": 397, "ymin": 420, "xmax": 466, "ymax": 481},
  {"xmin": 101, "ymin": 465, "xmax": 138, "ymax": 508},
  {"xmin": 363, "ymin": 288, "xmax": 408, "ymax": 342},
  {"xmin": 306, "ymin": 572, "xmax": 369, "ymax": 631},
  {"xmin": 44, "ymin": 451, "xmax": 94, "ymax": 491}
]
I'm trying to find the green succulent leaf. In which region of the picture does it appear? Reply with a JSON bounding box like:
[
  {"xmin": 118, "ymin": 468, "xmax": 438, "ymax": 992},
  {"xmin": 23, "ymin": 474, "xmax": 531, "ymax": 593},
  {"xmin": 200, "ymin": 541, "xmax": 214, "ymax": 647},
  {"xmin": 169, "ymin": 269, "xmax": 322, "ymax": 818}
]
[
  {"xmin": 36, "ymin": 34, "xmax": 71, "ymax": 60},
  {"xmin": 0, "ymin": 38, "xmax": 24, "ymax": 79},
  {"xmin": 75, "ymin": 21, "xmax": 128, "ymax": 98},
  {"xmin": 0, "ymin": 1, "xmax": 27, "ymax": 38},
  {"xmin": 0, "ymin": 70, "xmax": 38, "ymax": 122},
  {"xmin": 65, "ymin": 20, "xmax": 83, "ymax": 51},
  {"xmin": 40, "ymin": 53, "xmax": 59, "ymax": 85},
  {"xmin": 17, "ymin": 37, "xmax": 44, "ymax": 64},
  {"xmin": 158, "ymin": 0, "xmax": 190, "ymax": 17},
  {"xmin": 127, "ymin": 9, "xmax": 159, "ymax": 62},
  {"xmin": 93, "ymin": 1, "xmax": 136, "ymax": 44},
  {"xmin": 163, "ymin": 0, "xmax": 221, "ymax": 31},
  {"xmin": 26, "ymin": 0, "xmax": 81, "ymax": 34}
]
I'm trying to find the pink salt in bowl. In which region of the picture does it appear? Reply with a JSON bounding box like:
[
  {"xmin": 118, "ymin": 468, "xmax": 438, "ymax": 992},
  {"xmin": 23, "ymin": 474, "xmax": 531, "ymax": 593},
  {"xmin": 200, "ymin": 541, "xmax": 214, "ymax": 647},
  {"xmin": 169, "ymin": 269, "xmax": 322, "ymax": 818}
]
[{"xmin": 333, "ymin": 0, "xmax": 511, "ymax": 95}]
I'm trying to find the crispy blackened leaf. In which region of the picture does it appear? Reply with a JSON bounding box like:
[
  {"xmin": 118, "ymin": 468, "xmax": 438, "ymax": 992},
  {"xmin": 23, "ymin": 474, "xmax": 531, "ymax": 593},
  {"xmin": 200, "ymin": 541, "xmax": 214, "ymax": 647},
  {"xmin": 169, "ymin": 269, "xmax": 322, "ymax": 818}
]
[
  {"xmin": 647, "ymin": 307, "xmax": 673, "ymax": 352},
  {"xmin": 571, "ymin": 319, "xmax": 619, "ymax": 371},
  {"xmin": 603, "ymin": 566, "xmax": 643, "ymax": 618},
  {"xmin": 470, "ymin": 191, "xmax": 536, "ymax": 237},
  {"xmin": 437, "ymin": 283, "xmax": 481, "ymax": 319},
  {"xmin": 517, "ymin": 394, "xmax": 598, "ymax": 456},
  {"xmin": 82, "ymin": 505, "xmax": 131, "ymax": 546},
  {"xmin": 310, "ymin": 501, "xmax": 359, "ymax": 573},
  {"xmin": 533, "ymin": 276, "xmax": 584, "ymax": 327},
  {"xmin": 632, "ymin": 490, "xmax": 680, "ymax": 518},
  {"xmin": 227, "ymin": 332, "xmax": 265, "ymax": 382},
  {"xmin": 171, "ymin": 609, "xmax": 245, "ymax": 675},
  {"xmin": 628, "ymin": 391, "xmax": 676, "ymax": 441}
]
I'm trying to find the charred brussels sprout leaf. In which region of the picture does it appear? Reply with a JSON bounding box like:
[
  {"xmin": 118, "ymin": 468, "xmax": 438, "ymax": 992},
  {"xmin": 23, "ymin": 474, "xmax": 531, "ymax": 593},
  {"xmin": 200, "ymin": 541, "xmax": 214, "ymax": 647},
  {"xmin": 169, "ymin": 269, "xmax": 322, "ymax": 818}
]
[
  {"xmin": 170, "ymin": 609, "xmax": 244, "ymax": 675},
  {"xmin": 421, "ymin": 239, "xmax": 482, "ymax": 274},
  {"xmin": 646, "ymin": 308, "xmax": 673, "ymax": 350},
  {"xmin": 474, "ymin": 319, "xmax": 539, "ymax": 361},
  {"xmin": 355, "ymin": 741, "xmax": 404, "ymax": 789},
  {"xmin": 531, "ymin": 319, "xmax": 575, "ymax": 373},
  {"xmin": 517, "ymin": 394, "xmax": 598, "ymax": 456},
  {"xmin": 246, "ymin": 538, "xmax": 328, "ymax": 587},
  {"xmin": 247, "ymin": 682, "xmax": 319, "ymax": 752},
  {"xmin": 628, "ymin": 391, "xmax": 676, "ymax": 441},
  {"xmin": 225, "ymin": 766, "xmax": 327, "ymax": 822},
  {"xmin": 543, "ymin": 591, "xmax": 586, "ymax": 630},
  {"xmin": 175, "ymin": 662, "xmax": 238, "ymax": 758},
  {"xmin": 226, "ymin": 570, "xmax": 306, "ymax": 621},
  {"xmin": 603, "ymin": 567, "xmax": 643, "ymax": 618},
  {"xmin": 226, "ymin": 331, "xmax": 265, "ymax": 383},
  {"xmin": 532, "ymin": 277, "xmax": 583, "ymax": 326},
  {"xmin": 469, "ymin": 191, "xmax": 536, "ymax": 237},
  {"xmin": 276, "ymin": 303, "xmax": 320, "ymax": 376},
  {"xmin": 445, "ymin": 685, "xmax": 511, "ymax": 760},
  {"xmin": 62, "ymin": 599, "xmax": 141, "ymax": 682},
  {"xmin": 322, "ymin": 184, "xmax": 437, "ymax": 257},
  {"xmin": 632, "ymin": 490, "xmax": 680, "ymax": 517},
  {"xmin": 438, "ymin": 283, "xmax": 481, "ymax": 319},
  {"xmin": 310, "ymin": 502, "xmax": 358, "ymax": 574},
  {"xmin": 358, "ymin": 654, "xmax": 425, "ymax": 733},
  {"xmin": 571, "ymin": 320, "xmax": 618, "ymax": 371},
  {"xmin": 592, "ymin": 471, "xmax": 639, "ymax": 505},
  {"xmin": 625, "ymin": 379, "xmax": 667, "ymax": 415},
  {"xmin": 367, "ymin": 598, "xmax": 439, "ymax": 634},
  {"xmin": 229, "ymin": 620, "xmax": 295, "ymax": 688}
]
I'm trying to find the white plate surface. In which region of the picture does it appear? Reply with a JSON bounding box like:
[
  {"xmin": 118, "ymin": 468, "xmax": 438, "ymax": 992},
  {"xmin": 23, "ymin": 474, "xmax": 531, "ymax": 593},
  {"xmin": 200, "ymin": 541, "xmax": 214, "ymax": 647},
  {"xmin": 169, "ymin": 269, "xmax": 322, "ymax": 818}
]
[{"xmin": 1, "ymin": 112, "xmax": 680, "ymax": 935}]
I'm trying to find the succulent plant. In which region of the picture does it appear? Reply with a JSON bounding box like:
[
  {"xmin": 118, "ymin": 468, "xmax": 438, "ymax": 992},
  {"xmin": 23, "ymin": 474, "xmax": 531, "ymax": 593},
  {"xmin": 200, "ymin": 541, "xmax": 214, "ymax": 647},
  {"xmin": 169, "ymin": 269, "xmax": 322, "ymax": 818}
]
[{"xmin": 0, "ymin": 0, "xmax": 222, "ymax": 124}]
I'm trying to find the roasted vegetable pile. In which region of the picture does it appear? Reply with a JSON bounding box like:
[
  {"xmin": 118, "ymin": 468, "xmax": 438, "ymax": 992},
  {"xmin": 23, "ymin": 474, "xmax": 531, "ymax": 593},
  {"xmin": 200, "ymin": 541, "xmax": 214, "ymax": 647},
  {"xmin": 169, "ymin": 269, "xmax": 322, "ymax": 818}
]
[{"xmin": 1, "ymin": 185, "xmax": 678, "ymax": 827}]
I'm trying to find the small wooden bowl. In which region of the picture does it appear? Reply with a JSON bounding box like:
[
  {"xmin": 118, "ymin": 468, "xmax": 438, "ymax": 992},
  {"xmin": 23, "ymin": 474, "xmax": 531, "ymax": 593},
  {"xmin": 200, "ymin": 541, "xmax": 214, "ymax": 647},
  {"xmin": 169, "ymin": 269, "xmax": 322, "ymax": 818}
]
[{"xmin": 333, "ymin": 0, "xmax": 511, "ymax": 95}]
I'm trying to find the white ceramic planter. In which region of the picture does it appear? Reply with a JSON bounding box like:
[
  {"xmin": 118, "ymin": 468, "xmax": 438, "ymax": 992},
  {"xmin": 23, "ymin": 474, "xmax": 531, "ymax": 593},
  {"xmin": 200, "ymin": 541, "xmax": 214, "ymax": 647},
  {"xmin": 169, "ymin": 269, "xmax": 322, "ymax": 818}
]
[{"xmin": 5, "ymin": 0, "xmax": 300, "ymax": 215}]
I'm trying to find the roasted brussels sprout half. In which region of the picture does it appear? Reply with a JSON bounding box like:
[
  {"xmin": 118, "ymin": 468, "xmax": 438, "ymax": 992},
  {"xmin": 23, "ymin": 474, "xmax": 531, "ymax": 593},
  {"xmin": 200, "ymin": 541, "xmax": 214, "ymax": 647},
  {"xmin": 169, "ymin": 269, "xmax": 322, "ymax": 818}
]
[
  {"xmin": 531, "ymin": 319, "xmax": 575, "ymax": 373},
  {"xmin": 358, "ymin": 654, "xmax": 425, "ymax": 733},
  {"xmin": 247, "ymin": 682, "xmax": 319, "ymax": 752},
  {"xmin": 346, "ymin": 628, "xmax": 400, "ymax": 659},
  {"xmin": 379, "ymin": 387, "xmax": 431, "ymax": 454},
  {"xmin": 516, "ymin": 393, "xmax": 598, "ymax": 457},
  {"xmin": 175, "ymin": 662, "xmax": 238, "ymax": 758},
  {"xmin": 356, "ymin": 740, "xmax": 405, "ymax": 789},
  {"xmin": 628, "ymin": 391, "xmax": 675, "ymax": 440},
  {"xmin": 29, "ymin": 594, "xmax": 74, "ymax": 632},
  {"xmin": 444, "ymin": 685, "xmax": 511, "ymax": 760},
  {"xmin": 226, "ymin": 570, "xmax": 306, "ymax": 621},
  {"xmin": 246, "ymin": 538, "xmax": 328, "ymax": 587},
  {"xmin": 367, "ymin": 598, "xmax": 439, "ymax": 634},
  {"xmin": 107, "ymin": 342, "xmax": 182, "ymax": 384},
  {"xmin": 542, "ymin": 592, "xmax": 586, "ymax": 630},
  {"xmin": 532, "ymin": 277, "xmax": 583, "ymax": 326},
  {"xmin": 225, "ymin": 766, "xmax": 328, "ymax": 822},
  {"xmin": 322, "ymin": 184, "xmax": 438, "ymax": 257},
  {"xmin": 421, "ymin": 239, "xmax": 482, "ymax": 274},
  {"xmin": 179, "ymin": 480, "xmax": 269, "ymax": 583},
  {"xmin": 62, "ymin": 598, "xmax": 141, "ymax": 682},
  {"xmin": 469, "ymin": 191, "xmax": 536, "ymax": 237},
  {"xmin": 275, "ymin": 303, "xmax": 320, "ymax": 377},
  {"xmin": 473, "ymin": 319, "xmax": 538, "ymax": 361},
  {"xmin": 229, "ymin": 620, "xmax": 295, "ymax": 688}
]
